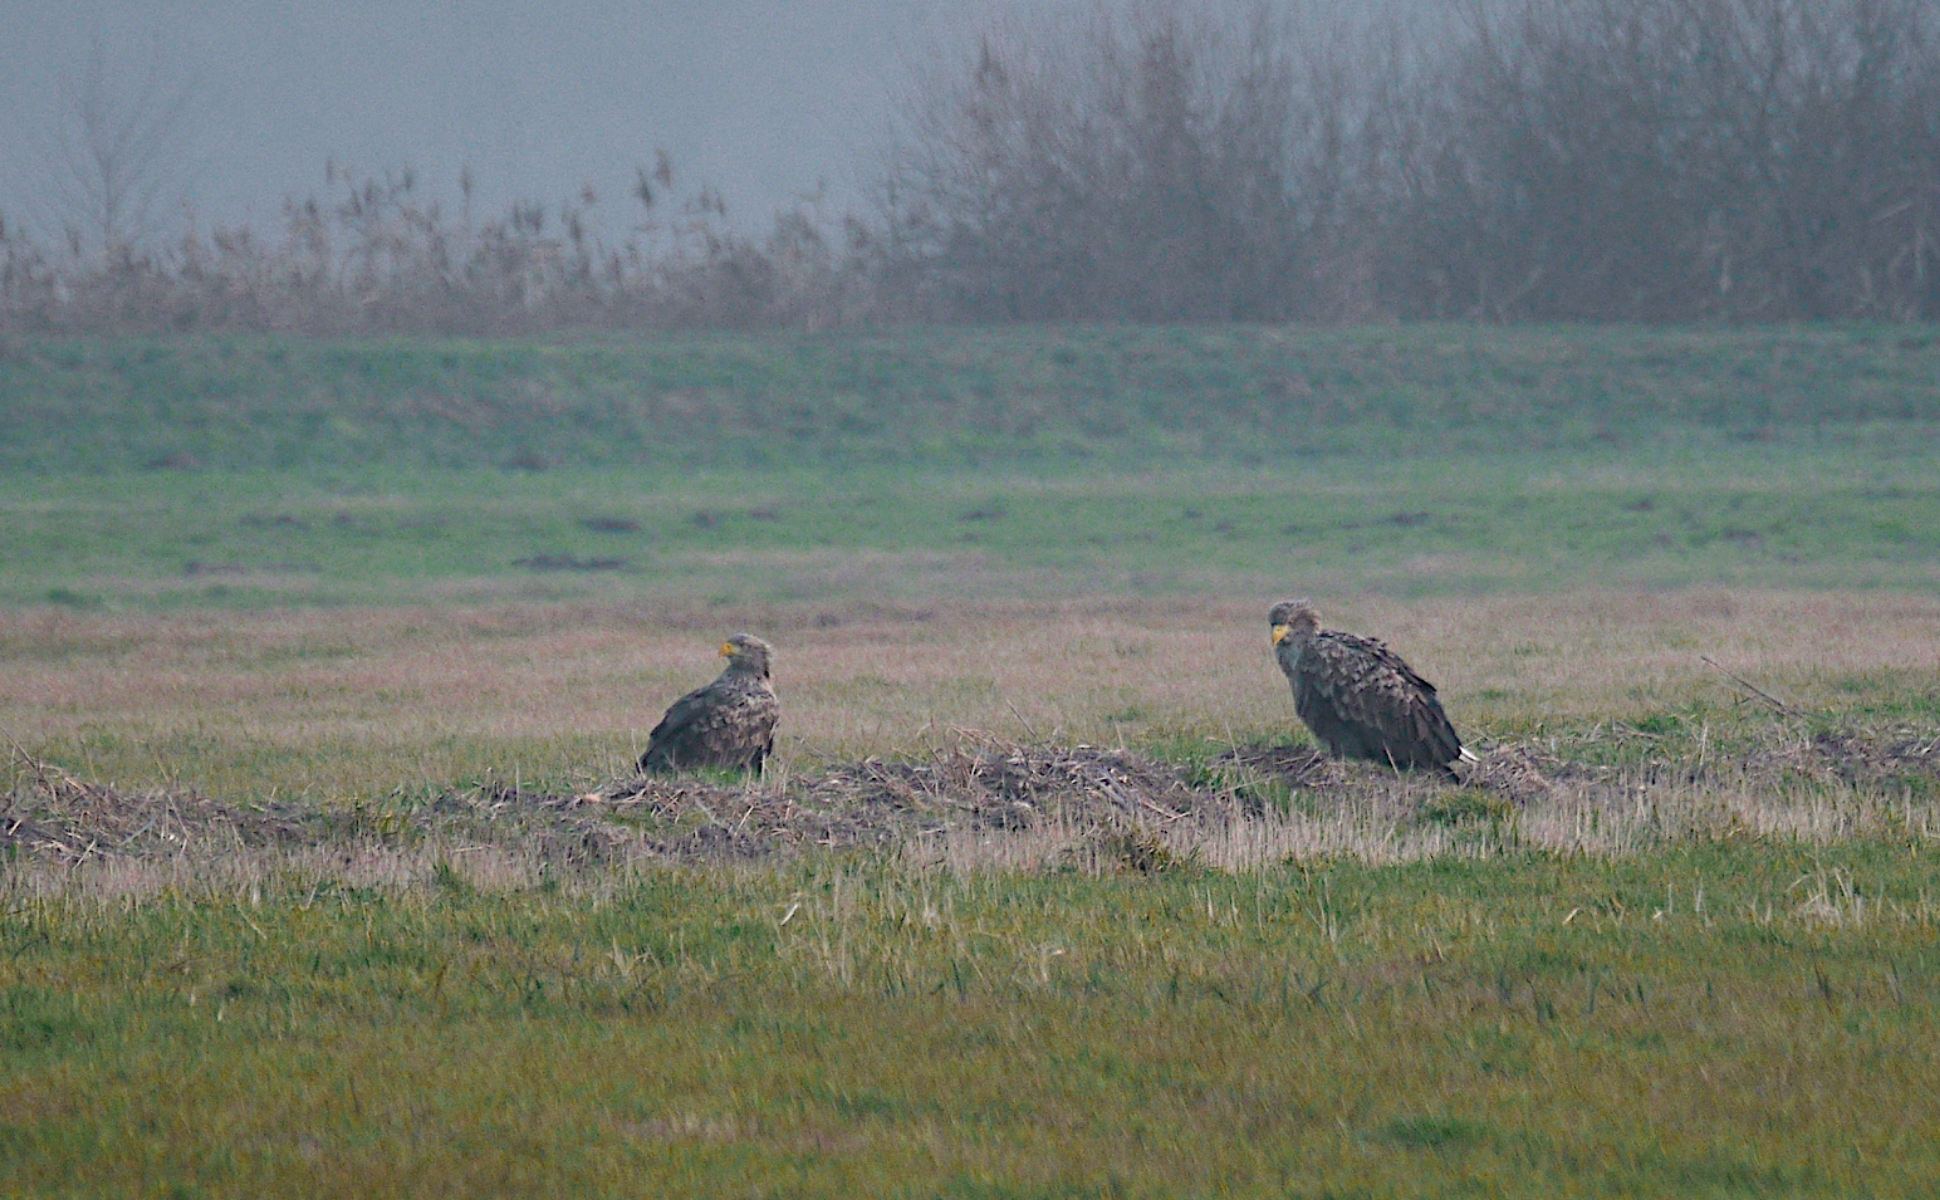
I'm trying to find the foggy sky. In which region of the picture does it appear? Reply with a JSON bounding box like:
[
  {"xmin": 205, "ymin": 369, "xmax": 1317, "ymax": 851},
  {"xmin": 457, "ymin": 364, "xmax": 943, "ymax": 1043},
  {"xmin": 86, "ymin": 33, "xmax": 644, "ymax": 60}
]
[{"xmin": 0, "ymin": 0, "xmax": 969, "ymax": 244}]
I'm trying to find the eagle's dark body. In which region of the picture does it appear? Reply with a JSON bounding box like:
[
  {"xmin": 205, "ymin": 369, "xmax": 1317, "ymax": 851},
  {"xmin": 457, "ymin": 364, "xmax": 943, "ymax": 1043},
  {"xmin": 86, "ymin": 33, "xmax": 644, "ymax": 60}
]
[
  {"xmin": 1269, "ymin": 600, "xmax": 1470, "ymax": 774},
  {"xmin": 638, "ymin": 634, "xmax": 779, "ymax": 774}
]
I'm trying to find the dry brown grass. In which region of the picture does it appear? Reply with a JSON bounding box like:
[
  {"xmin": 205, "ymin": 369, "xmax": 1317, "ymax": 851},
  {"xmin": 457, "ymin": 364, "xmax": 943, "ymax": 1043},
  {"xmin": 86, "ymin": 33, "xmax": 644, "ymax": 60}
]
[
  {"xmin": 5, "ymin": 590, "xmax": 1938, "ymax": 790},
  {"xmin": 3, "ymin": 589, "xmax": 1937, "ymax": 889}
]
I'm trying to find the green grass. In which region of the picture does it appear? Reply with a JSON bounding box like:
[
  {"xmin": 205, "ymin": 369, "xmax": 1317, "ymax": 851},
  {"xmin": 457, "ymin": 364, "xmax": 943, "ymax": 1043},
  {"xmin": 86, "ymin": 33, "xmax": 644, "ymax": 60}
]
[
  {"xmin": 8, "ymin": 323, "xmax": 1940, "ymax": 608},
  {"xmin": 6, "ymin": 442, "xmax": 1940, "ymax": 609},
  {"xmin": 5, "ymin": 324, "xmax": 1940, "ymax": 472},
  {"xmin": 4, "ymin": 843, "xmax": 1938, "ymax": 1196}
]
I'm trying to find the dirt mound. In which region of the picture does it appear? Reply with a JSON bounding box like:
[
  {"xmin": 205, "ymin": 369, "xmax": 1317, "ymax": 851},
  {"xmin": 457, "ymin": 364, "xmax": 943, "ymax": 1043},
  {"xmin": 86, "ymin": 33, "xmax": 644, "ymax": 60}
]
[
  {"xmin": 1, "ymin": 753, "xmax": 329, "ymax": 862},
  {"xmin": 6, "ymin": 727, "xmax": 1934, "ymax": 870},
  {"xmin": 570, "ymin": 744, "xmax": 1211, "ymax": 863},
  {"xmin": 1209, "ymin": 744, "xmax": 1341, "ymax": 789},
  {"xmin": 1795, "ymin": 730, "xmax": 1940, "ymax": 787},
  {"xmin": 1459, "ymin": 745, "xmax": 1564, "ymax": 804},
  {"xmin": 1211, "ymin": 741, "xmax": 1566, "ymax": 805},
  {"xmin": 2, "ymin": 743, "xmax": 1218, "ymax": 868}
]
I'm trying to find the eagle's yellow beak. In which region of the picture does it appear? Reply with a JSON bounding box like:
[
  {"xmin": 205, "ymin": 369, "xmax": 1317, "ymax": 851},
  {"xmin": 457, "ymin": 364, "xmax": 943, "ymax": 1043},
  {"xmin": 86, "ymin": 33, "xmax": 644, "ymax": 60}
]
[
  {"xmin": 719, "ymin": 642, "xmax": 736, "ymax": 657},
  {"xmin": 1271, "ymin": 624, "xmax": 1291, "ymax": 646}
]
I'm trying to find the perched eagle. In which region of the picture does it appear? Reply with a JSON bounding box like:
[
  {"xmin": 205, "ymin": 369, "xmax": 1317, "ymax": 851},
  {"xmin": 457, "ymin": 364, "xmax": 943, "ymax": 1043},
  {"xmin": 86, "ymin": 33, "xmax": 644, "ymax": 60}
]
[
  {"xmin": 1269, "ymin": 599, "xmax": 1475, "ymax": 775},
  {"xmin": 638, "ymin": 633, "xmax": 779, "ymax": 774}
]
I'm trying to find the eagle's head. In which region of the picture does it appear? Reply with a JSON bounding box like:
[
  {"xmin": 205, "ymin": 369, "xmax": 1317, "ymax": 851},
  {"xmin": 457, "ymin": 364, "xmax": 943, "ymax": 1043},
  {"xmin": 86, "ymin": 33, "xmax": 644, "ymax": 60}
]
[
  {"xmin": 719, "ymin": 633, "xmax": 774, "ymax": 678},
  {"xmin": 1268, "ymin": 599, "xmax": 1321, "ymax": 648}
]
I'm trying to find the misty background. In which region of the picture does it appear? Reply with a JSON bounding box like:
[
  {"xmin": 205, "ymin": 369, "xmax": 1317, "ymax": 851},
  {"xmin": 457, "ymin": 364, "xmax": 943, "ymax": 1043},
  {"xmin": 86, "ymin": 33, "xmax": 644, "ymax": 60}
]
[
  {"xmin": 3, "ymin": 0, "xmax": 1936, "ymax": 329},
  {"xmin": 0, "ymin": 0, "xmax": 952, "ymax": 238}
]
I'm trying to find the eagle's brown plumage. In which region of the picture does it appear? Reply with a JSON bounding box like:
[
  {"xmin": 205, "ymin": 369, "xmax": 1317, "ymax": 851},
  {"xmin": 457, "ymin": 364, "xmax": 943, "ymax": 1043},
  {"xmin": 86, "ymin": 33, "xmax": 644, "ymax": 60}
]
[
  {"xmin": 1269, "ymin": 600, "xmax": 1471, "ymax": 774},
  {"xmin": 638, "ymin": 633, "xmax": 779, "ymax": 774}
]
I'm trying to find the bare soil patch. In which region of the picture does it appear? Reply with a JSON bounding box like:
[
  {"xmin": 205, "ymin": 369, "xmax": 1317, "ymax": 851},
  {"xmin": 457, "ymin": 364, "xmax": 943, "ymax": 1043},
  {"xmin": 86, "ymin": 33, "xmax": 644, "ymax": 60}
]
[{"xmin": 513, "ymin": 554, "xmax": 631, "ymax": 572}]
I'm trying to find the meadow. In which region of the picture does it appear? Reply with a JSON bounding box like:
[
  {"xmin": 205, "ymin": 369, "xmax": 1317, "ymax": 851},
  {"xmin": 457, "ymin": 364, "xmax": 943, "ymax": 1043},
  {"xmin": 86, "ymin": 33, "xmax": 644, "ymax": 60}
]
[
  {"xmin": 8, "ymin": 441, "xmax": 1940, "ymax": 612},
  {"xmin": 5, "ymin": 324, "xmax": 1940, "ymax": 474},
  {"xmin": 4, "ymin": 846, "xmax": 1938, "ymax": 1197},
  {"xmin": 4, "ymin": 324, "xmax": 1940, "ymax": 1196}
]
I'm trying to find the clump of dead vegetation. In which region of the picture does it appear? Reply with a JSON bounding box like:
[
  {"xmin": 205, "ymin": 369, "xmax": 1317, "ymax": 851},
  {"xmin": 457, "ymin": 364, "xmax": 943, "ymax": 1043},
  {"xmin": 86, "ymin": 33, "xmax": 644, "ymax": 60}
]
[
  {"xmin": 1753, "ymin": 728, "xmax": 1940, "ymax": 791},
  {"xmin": 1, "ymin": 747, "xmax": 332, "ymax": 862},
  {"xmin": 7, "ymin": 723, "xmax": 1937, "ymax": 892},
  {"xmin": 0, "ymin": 156, "xmax": 871, "ymax": 337},
  {"xmin": 0, "ymin": 738, "xmax": 1217, "ymax": 870}
]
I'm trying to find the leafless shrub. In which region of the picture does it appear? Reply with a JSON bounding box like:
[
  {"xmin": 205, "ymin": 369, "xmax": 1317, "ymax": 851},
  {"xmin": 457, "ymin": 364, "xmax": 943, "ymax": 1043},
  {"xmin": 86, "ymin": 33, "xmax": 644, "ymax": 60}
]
[
  {"xmin": 881, "ymin": 0, "xmax": 1940, "ymax": 324},
  {"xmin": 875, "ymin": 1, "xmax": 1380, "ymax": 322},
  {"xmin": 1385, "ymin": 0, "xmax": 1940, "ymax": 321}
]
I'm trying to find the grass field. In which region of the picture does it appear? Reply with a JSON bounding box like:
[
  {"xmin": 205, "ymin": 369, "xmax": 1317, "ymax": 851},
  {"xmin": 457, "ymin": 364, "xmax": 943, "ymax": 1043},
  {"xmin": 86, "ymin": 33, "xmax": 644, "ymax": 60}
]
[
  {"xmin": 7, "ymin": 324, "xmax": 1939, "ymax": 611},
  {"xmin": 5, "ymin": 845, "xmax": 1938, "ymax": 1197},
  {"xmin": 7, "ymin": 443, "xmax": 1940, "ymax": 610},
  {"xmin": 5, "ymin": 325, "xmax": 1940, "ymax": 1195},
  {"xmin": 5, "ymin": 324, "xmax": 1940, "ymax": 472}
]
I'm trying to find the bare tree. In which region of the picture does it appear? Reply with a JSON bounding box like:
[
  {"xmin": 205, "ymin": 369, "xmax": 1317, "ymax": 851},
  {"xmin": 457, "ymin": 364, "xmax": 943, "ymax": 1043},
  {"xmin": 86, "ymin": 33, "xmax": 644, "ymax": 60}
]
[
  {"xmin": 46, "ymin": 33, "xmax": 199, "ymax": 257},
  {"xmin": 874, "ymin": 0, "xmax": 1379, "ymax": 323}
]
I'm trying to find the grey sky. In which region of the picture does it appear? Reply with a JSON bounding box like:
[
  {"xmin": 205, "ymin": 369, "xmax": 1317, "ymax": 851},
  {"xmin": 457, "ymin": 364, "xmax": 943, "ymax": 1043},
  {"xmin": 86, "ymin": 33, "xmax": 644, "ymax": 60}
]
[{"xmin": 0, "ymin": 0, "xmax": 968, "ymax": 244}]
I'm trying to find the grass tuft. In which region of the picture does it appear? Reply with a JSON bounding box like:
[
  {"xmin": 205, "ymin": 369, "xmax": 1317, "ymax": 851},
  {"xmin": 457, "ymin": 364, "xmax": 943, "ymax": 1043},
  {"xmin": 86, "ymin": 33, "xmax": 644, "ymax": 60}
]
[{"xmin": 1381, "ymin": 1115, "xmax": 1492, "ymax": 1151}]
